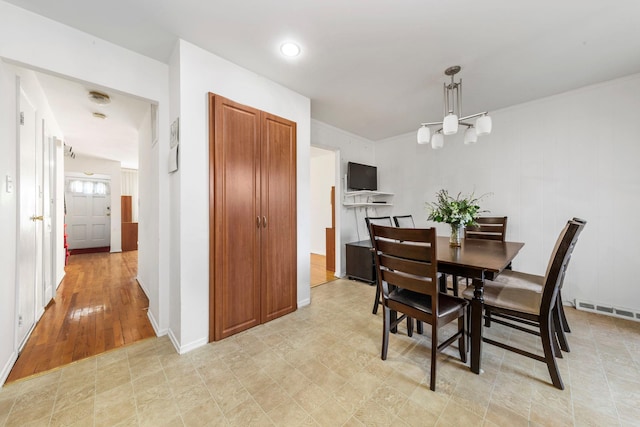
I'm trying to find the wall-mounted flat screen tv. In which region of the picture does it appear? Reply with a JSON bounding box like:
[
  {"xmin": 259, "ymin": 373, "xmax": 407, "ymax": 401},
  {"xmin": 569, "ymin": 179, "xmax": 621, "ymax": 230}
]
[{"xmin": 347, "ymin": 162, "xmax": 377, "ymax": 191}]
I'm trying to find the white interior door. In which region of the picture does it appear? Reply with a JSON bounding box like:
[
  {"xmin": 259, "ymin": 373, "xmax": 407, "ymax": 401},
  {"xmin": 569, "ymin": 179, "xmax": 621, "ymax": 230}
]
[
  {"xmin": 42, "ymin": 130, "xmax": 54, "ymax": 305},
  {"xmin": 65, "ymin": 177, "xmax": 111, "ymax": 249},
  {"xmin": 17, "ymin": 86, "xmax": 38, "ymax": 349}
]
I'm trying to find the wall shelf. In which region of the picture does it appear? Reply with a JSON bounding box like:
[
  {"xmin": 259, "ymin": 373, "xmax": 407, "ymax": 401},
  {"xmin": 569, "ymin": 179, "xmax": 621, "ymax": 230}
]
[{"xmin": 343, "ymin": 190, "xmax": 393, "ymax": 208}]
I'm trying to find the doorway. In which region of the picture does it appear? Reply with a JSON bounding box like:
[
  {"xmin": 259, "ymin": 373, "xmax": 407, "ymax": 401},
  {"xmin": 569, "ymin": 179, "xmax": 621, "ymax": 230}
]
[
  {"xmin": 310, "ymin": 146, "xmax": 338, "ymax": 286},
  {"xmin": 64, "ymin": 174, "xmax": 112, "ymax": 251},
  {"xmin": 8, "ymin": 65, "xmax": 154, "ymax": 382}
]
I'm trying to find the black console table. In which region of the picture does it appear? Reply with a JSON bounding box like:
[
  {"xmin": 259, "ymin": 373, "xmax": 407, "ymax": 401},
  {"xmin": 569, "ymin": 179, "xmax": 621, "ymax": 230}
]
[{"xmin": 345, "ymin": 240, "xmax": 375, "ymax": 284}]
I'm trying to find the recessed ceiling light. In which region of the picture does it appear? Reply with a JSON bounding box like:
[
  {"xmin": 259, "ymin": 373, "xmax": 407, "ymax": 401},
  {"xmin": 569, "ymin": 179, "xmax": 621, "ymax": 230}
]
[
  {"xmin": 92, "ymin": 112, "xmax": 107, "ymax": 119},
  {"xmin": 88, "ymin": 90, "xmax": 111, "ymax": 105},
  {"xmin": 280, "ymin": 42, "xmax": 301, "ymax": 57}
]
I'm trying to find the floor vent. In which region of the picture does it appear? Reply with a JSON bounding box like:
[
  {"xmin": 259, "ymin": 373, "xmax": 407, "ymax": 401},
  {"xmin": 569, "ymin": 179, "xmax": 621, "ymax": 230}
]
[{"xmin": 575, "ymin": 299, "xmax": 640, "ymax": 322}]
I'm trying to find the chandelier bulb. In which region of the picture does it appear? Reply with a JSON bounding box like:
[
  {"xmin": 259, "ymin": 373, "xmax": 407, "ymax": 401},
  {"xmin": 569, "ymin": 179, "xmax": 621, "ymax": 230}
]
[
  {"xmin": 443, "ymin": 113, "xmax": 459, "ymax": 135},
  {"xmin": 464, "ymin": 127, "xmax": 478, "ymax": 145},
  {"xmin": 476, "ymin": 115, "xmax": 492, "ymax": 136},
  {"xmin": 431, "ymin": 132, "xmax": 444, "ymax": 149},
  {"xmin": 417, "ymin": 126, "xmax": 431, "ymax": 145}
]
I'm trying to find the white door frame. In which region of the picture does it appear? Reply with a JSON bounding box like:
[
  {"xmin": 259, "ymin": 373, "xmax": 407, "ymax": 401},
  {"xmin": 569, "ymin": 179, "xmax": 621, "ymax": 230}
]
[
  {"xmin": 16, "ymin": 79, "xmax": 39, "ymax": 351},
  {"xmin": 310, "ymin": 145, "xmax": 342, "ymax": 277}
]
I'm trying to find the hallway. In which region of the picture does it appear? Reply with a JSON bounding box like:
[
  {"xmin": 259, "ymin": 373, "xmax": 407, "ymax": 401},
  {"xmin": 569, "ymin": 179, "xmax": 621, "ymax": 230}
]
[{"xmin": 7, "ymin": 251, "xmax": 155, "ymax": 383}]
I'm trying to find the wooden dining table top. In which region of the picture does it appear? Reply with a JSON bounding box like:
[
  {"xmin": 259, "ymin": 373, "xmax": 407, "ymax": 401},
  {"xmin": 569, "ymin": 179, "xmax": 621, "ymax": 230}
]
[{"xmin": 436, "ymin": 236, "xmax": 524, "ymax": 278}]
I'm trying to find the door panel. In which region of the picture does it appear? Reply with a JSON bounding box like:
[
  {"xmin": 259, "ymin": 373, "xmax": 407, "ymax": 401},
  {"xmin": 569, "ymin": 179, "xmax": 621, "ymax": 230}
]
[
  {"xmin": 212, "ymin": 95, "xmax": 261, "ymax": 340},
  {"xmin": 261, "ymin": 113, "xmax": 297, "ymax": 322},
  {"xmin": 65, "ymin": 179, "xmax": 111, "ymax": 249},
  {"xmin": 17, "ymin": 88, "xmax": 37, "ymax": 349}
]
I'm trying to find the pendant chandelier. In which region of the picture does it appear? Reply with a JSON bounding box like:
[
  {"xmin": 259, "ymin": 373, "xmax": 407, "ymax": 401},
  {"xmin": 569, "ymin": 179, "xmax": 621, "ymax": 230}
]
[{"xmin": 417, "ymin": 65, "xmax": 492, "ymax": 149}]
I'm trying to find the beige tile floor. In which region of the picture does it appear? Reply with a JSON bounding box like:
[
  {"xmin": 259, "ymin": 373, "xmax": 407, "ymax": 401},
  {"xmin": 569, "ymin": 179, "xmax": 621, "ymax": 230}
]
[{"xmin": 1, "ymin": 279, "xmax": 639, "ymax": 426}]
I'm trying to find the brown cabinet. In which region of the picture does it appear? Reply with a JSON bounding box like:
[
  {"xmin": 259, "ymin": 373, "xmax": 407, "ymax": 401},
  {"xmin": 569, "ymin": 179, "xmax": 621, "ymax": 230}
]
[
  {"xmin": 209, "ymin": 94, "xmax": 297, "ymax": 341},
  {"xmin": 121, "ymin": 195, "xmax": 137, "ymax": 251},
  {"xmin": 346, "ymin": 240, "xmax": 375, "ymax": 284}
]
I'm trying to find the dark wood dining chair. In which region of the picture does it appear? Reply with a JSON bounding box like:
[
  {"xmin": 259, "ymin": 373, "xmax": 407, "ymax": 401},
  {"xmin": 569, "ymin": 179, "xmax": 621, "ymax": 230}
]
[
  {"xmin": 462, "ymin": 219, "xmax": 582, "ymax": 389},
  {"xmin": 555, "ymin": 217, "xmax": 587, "ymax": 339},
  {"xmin": 369, "ymin": 224, "xmax": 468, "ymax": 391},
  {"xmin": 482, "ymin": 218, "xmax": 586, "ymax": 354},
  {"xmin": 367, "ymin": 216, "xmax": 394, "ymax": 316},
  {"xmin": 393, "ymin": 215, "xmax": 415, "ymax": 228},
  {"xmin": 464, "ymin": 216, "xmax": 508, "ymax": 241},
  {"xmin": 444, "ymin": 216, "xmax": 509, "ymax": 297}
]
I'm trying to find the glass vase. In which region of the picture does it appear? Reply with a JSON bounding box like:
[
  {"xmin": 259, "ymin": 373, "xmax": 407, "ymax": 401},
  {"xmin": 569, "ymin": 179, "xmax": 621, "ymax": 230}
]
[{"xmin": 449, "ymin": 224, "xmax": 462, "ymax": 247}]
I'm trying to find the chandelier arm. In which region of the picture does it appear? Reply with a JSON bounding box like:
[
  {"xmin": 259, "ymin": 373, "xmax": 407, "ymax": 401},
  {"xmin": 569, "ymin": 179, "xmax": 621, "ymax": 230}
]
[
  {"xmin": 420, "ymin": 121, "xmax": 444, "ymax": 127},
  {"xmin": 459, "ymin": 122, "xmax": 475, "ymax": 127},
  {"xmin": 459, "ymin": 111, "xmax": 489, "ymax": 121}
]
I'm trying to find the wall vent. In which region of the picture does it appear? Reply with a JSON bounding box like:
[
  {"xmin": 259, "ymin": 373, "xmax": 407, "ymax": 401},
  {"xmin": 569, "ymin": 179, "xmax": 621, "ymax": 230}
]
[{"xmin": 575, "ymin": 299, "xmax": 640, "ymax": 322}]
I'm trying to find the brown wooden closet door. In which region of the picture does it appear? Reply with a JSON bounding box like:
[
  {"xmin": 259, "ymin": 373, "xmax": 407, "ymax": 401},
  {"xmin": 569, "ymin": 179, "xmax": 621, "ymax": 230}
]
[
  {"xmin": 260, "ymin": 112, "xmax": 297, "ymax": 323},
  {"xmin": 211, "ymin": 95, "xmax": 261, "ymax": 340}
]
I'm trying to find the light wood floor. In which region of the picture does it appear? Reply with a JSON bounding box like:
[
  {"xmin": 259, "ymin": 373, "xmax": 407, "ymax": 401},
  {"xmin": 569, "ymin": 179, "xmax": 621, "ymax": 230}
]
[
  {"xmin": 310, "ymin": 253, "xmax": 336, "ymax": 287},
  {"xmin": 6, "ymin": 250, "xmax": 155, "ymax": 383}
]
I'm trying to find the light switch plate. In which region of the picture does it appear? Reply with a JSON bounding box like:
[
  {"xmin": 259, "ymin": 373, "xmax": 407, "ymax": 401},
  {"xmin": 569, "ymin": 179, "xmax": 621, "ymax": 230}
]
[{"xmin": 6, "ymin": 175, "xmax": 13, "ymax": 193}]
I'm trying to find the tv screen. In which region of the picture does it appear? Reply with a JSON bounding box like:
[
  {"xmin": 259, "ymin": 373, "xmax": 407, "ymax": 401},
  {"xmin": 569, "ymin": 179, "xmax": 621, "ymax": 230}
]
[{"xmin": 347, "ymin": 162, "xmax": 377, "ymax": 191}]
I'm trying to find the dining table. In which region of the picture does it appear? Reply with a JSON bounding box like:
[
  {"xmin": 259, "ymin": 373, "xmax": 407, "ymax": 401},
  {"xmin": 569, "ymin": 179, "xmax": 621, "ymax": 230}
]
[{"xmin": 436, "ymin": 236, "xmax": 525, "ymax": 374}]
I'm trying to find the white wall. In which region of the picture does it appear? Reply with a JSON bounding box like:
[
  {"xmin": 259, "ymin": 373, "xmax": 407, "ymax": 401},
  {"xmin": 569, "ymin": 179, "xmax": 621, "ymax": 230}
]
[
  {"xmin": 376, "ymin": 73, "xmax": 640, "ymax": 312},
  {"xmin": 0, "ymin": 0, "xmax": 171, "ymax": 385},
  {"xmin": 310, "ymin": 120, "xmax": 384, "ymax": 276},
  {"xmin": 0, "ymin": 61, "xmax": 66, "ymax": 384},
  {"xmin": 64, "ymin": 155, "xmax": 122, "ymax": 252},
  {"xmin": 170, "ymin": 40, "xmax": 311, "ymax": 352},
  {"xmin": 0, "ymin": 60, "xmax": 18, "ymax": 385},
  {"xmin": 310, "ymin": 148, "xmax": 335, "ymax": 255}
]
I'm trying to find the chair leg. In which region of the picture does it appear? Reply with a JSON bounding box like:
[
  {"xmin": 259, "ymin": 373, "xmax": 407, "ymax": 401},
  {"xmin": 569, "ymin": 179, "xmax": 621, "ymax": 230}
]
[
  {"xmin": 458, "ymin": 310, "xmax": 467, "ymax": 363},
  {"xmin": 417, "ymin": 321, "xmax": 423, "ymax": 335},
  {"xmin": 438, "ymin": 274, "xmax": 448, "ymax": 293},
  {"xmin": 430, "ymin": 323, "xmax": 438, "ymax": 391},
  {"xmin": 381, "ymin": 307, "xmax": 390, "ymax": 360},
  {"xmin": 452, "ymin": 275, "xmax": 459, "ymax": 297},
  {"xmin": 557, "ymin": 292, "xmax": 571, "ymax": 333},
  {"xmin": 484, "ymin": 307, "xmax": 492, "ymax": 327},
  {"xmin": 540, "ymin": 317, "xmax": 564, "ymax": 390},
  {"xmin": 372, "ymin": 283, "xmax": 381, "ymax": 314},
  {"xmin": 407, "ymin": 317, "xmax": 414, "ymax": 337}
]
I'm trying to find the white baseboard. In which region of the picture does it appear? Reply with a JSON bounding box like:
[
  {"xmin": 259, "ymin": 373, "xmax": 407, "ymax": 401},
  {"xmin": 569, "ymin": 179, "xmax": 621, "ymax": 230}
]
[
  {"xmin": 0, "ymin": 351, "xmax": 17, "ymax": 388},
  {"xmin": 147, "ymin": 310, "xmax": 166, "ymax": 337},
  {"xmin": 298, "ymin": 297, "xmax": 311, "ymax": 307},
  {"xmin": 136, "ymin": 276, "xmax": 150, "ymax": 299},
  {"xmin": 167, "ymin": 329, "xmax": 207, "ymax": 355}
]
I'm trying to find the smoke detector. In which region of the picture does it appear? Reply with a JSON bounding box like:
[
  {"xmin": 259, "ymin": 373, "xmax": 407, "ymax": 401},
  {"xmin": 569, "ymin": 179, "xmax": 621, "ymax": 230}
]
[
  {"xmin": 92, "ymin": 112, "xmax": 107, "ymax": 119},
  {"xmin": 88, "ymin": 91, "xmax": 111, "ymax": 105}
]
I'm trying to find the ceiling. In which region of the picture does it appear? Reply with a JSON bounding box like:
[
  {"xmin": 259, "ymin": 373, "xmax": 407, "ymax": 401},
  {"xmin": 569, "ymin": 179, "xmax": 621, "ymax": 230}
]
[
  {"xmin": 8, "ymin": 0, "xmax": 640, "ymax": 158},
  {"xmin": 32, "ymin": 71, "xmax": 150, "ymax": 169}
]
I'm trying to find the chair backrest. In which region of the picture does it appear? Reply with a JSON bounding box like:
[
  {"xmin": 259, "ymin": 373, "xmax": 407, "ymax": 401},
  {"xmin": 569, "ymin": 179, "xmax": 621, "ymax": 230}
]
[
  {"xmin": 557, "ymin": 218, "xmax": 587, "ymax": 291},
  {"xmin": 365, "ymin": 216, "xmax": 393, "ymax": 228},
  {"xmin": 365, "ymin": 216, "xmax": 393, "ymax": 240},
  {"xmin": 393, "ymin": 215, "xmax": 415, "ymax": 228},
  {"xmin": 465, "ymin": 216, "xmax": 508, "ymax": 241},
  {"xmin": 369, "ymin": 224, "xmax": 439, "ymax": 315},
  {"xmin": 540, "ymin": 220, "xmax": 582, "ymax": 318}
]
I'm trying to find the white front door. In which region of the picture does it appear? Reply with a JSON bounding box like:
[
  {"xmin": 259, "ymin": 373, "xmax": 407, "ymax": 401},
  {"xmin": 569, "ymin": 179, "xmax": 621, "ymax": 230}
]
[
  {"xmin": 65, "ymin": 177, "xmax": 111, "ymax": 250},
  {"xmin": 17, "ymin": 86, "xmax": 38, "ymax": 349}
]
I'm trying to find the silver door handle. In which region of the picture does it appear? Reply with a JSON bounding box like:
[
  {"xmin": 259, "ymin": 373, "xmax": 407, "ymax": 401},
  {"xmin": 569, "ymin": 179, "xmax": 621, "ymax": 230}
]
[{"xmin": 262, "ymin": 216, "xmax": 267, "ymax": 228}]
